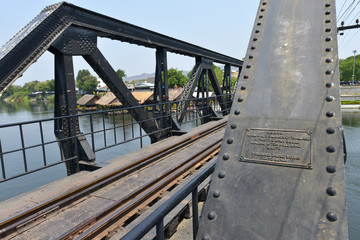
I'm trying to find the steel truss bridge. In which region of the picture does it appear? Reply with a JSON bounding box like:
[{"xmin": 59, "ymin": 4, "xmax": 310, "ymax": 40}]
[{"xmin": 0, "ymin": 0, "xmax": 349, "ymax": 239}]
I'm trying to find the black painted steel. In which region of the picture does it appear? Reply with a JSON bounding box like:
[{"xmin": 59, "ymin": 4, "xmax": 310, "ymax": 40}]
[
  {"xmin": 0, "ymin": 2, "xmax": 242, "ymax": 95},
  {"xmin": 197, "ymin": 0, "xmax": 348, "ymax": 239}
]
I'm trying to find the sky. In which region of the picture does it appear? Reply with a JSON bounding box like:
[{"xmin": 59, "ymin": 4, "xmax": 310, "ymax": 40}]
[{"xmin": 0, "ymin": 0, "xmax": 359, "ymax": 85}]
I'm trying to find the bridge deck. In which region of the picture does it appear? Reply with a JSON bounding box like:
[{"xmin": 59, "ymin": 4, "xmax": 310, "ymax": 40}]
[{"xmin": 0, "ymin": 118, "xmax": 226, "ymax": 239}]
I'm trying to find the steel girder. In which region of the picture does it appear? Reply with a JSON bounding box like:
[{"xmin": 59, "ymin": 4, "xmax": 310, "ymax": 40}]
[
  {"xmin": 177, "ymin": 58, "xmax": 228, "ymax": 123},
  {"xmin": 53, "ymin": 51, "xmax": 95, "ymax": 175},
  {"xmin": 0, "ymin": 2, "xmax": 242, "ymax": 95},
  {"xmin": 197, "ymin": 0, "xmax": 348, "ymax": 239}
]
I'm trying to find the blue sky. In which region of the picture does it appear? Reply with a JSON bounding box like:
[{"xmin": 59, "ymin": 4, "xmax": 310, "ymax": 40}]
[{"xmin": 0, "ymin": 0, "xmax": 358, "ymax": 85}]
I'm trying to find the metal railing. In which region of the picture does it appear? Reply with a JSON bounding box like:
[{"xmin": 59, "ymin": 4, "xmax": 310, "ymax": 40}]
[
  {"xmin": 0, "ymin": 94, "xmax": 232, "ymax": 183},
  {"xmin": 121, "ymin": 161, "xmax": 216, "ymax": 240}
]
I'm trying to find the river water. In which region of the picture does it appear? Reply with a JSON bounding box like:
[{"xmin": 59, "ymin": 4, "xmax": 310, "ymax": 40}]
[{"xmin": 0, "ymin": 101, "xmax": 359, "ymax": 239}]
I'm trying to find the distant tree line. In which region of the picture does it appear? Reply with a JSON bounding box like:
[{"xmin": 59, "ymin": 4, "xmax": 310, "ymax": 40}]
[{"xmin": 339, "ymin": 54, "xmax": 360, "ymax": 83}]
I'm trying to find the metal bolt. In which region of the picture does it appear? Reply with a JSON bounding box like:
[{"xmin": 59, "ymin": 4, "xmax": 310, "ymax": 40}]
[
  {"xmin": 325, "ymin": 69, "xmax": 333, "ymax": 75},
  {"xmin": 202, "ymin": 235, "xmax": 211, "ymax": 240},
  {"xmin": 326, "ymin": 187, "xmax": 337, "ymax": 196},
  {"xmin": 326, "ymin": 111, "xmax": 335, "ymax": 117},
  {"xmin": 325, "ymin": 37, "xmax": 332, "ymax": 42},
  {"xmin": 326, "ymin": 145, "xmax": 335, "ymax": 153},
  {"xmin": 325, "ymin": 82, "xmax": 334, "ymax": 88},
  {"xmin": 249, "ymin": 55, "xmax": 254, "ymax": 59},
  {"xmin": 325, "ymin": 3, "xmax": 331, "ymax": 7},
  {"xmin": 260, "ymin": 9, "xmax": 265, "ymax": 12},
  {"xmin": 208, "ymin": 211, "xmax": 216, "ymax": 220},
  {"xmin": 231, "ymin": 124, "xmax": 237, "ymax": 129},
  {"xmin": 218, "ymin": 172, "xmax": 225, "ymax": 178},
  {"xmin": 227, "ymin": 138, "xmax": 234, "ymax": 144},
  {"xmin": 325, "ymin": 11, "xmax": 331, "ymax": 15},
  {"xmin": 325, "ymin": 47, "xmax": 333, "ymax": 52},
  {"xmin": 238, "ymin": 97, "xmax": 244, "ymax": 102},
  {"xmin": 213, "ymin": 191, "xmax": 221, "ymax": 198},
  {"xmin": 244, "ymin": 75, "xmax": 249, "ymax": 79},
  {"xmin": 259, "ymin": 15, "xmax": 263, "ymax": 19},
  {"xmin": 246, "ymin": 65, "xmax": 251, "ymax": 69},
  {"xmin": 325, "ymin": 19, "xmax": 331, "ymax": 23},
  {"xmin": 326, "ymin": 127, "xmax": 335, "ymax": 134},
  {"xmin": 241, "ymin": 86, "xmax": 247, "ymax": 90},
  {"xmin": 251, "ymin": 46, "xmax": 256, "ymax": 50},
  {"xmin": 262, "ymin": 2, "xmax": 267, "ymax": 5},
  {"xmin": 326, "ymin": 212, "xmax": 338, "ymax": 222},
  {"xmin": 235, "ymin": 110, "xmax": 241, "ymax": 115},
  {"xmin": 257, "ymin": 22, "xmax": 261, "ymax": 26},
  {"xmin": 326, "ymin": 96, "xmax": 334, "ymax": 102},
  {"xmin": 326, "ymin": 58, "xmax": 333, "ymax": 63},
  {"xmin": 326, "ymin": 165, "xmax": 336, "ymax": 173},
  {"xmin": 255, "ymin": 30, "xmax": 260, "ymax": 33},
  {"xmin": 325, "ymin": 28, "xmax": 331, "ymax": 32},
  {"xmin": 223, "ymin": 153, "xmax": 230, "ymax": 160}
]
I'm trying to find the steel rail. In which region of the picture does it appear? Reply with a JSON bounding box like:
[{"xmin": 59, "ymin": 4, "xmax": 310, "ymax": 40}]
[
  {"xmin": 64, "ymin": 138, "xmax": 222, "ymax": 240},
  {"xmin": 0, "ymin": 120, "xmax": 226, "ymax": 239}
]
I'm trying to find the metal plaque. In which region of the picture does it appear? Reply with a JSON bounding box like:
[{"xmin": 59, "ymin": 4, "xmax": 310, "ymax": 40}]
[{"xmin": 241, "ymin": 128, "xmax": 312, "ymax": 169}]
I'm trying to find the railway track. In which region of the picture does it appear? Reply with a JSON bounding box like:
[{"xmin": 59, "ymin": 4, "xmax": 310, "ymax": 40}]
[{"xmin": 0, "ymin": 120, "xmax": 226, "ymax": 239}]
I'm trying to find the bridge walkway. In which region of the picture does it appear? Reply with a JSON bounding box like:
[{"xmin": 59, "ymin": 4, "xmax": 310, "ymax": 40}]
[{"xmin": 0, "ymin": 118, "xmax": 226, "ymax": 239}]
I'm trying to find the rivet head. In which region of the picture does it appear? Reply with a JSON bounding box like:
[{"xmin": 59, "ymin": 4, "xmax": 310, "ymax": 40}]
[
  {"xmin": 326, "ymin": 165, "xmax": 336, "ymax": 173},
  {"xmin": 218, "ymin": 172, "xmax": 225, "ymax": 178},
  {"xmin": 326, "ymin": 58, "xmax": 333, "ymax": 63},
  {"xmin": 223, "ymin": 153, "xmax": 230, "ymax": 160},
  {"xmin": 237, "ymin": 97, "xmax": 243, "ymax": 102},
  {"xmin": 249, "ymin": 55, "xmax": 254, "ymax": 59},
  {"xmin": 325, "ymin": 69, "xmax": 333, "ymax": 75},
  {"xmin": 251, "ymin": 46, "xmax": 256, "ymax": 50},
  {"xmin": 202, "ymin": 235, "xmax": 211, "ymax": 240},
  {"xmin": 325, "ymin": 37, "xmax": 332, "ymax": 42},
  {"xmin": 325, "ymin": 47, "xmax": 333, "ymax": 52},
  {"xmin": 326, "ymin": 187, "xmax": 337, "ymax": 196},
  {"xmin": 255, "ymin": 30, "xmax": 260, "ymax": 33},
  {"xmin": 326, "ymin": 145, "xmax": 335, "ymax": 153},
  {"xmin": 325, "ymin": 10, "xmax": 331, "ymax": 15},
  {"xmin": 326, "ymin": 96, "xmax": 335, "ymax": 102},
  {"xmin": 241, "ymin": 86, "xmax": 247, "ymax": 90},
  {"xmin": 262, "ymin": 2, "xmax": 267, "ymax": 5},
  {"xmin": 260, "ymin": 9, "xmax": 265, "ymax": 12},
  {"xmin": 326, "ymin": 111, "xmax": 335, "ymax": 117},
  {"xmin": 257, "ymin": 22, "xmax": 261, "ymax": 26},
  {"xmin": 246, "ymin": 65, "xmax": 251, "ymax": 69},
  {"xmin": 243, "ymin": 75, "xmax": 249, "ymax": 79},
  {"xmin": 325, "ymin": 19, "xmax": 331, "ymax": 23},
  {"xmin": 326, "ymin": 82, "xmax": 334, "ymax": 88},
  {"xmin": 325, "ymin": 3, "xmax": 331, "ymax": 7},
  {"xmin": 326, "ymin": 212, "xmax": 338, "ymax": 222},
  {"xmin": 208, "ymin": 211, "xmax": 216, "ymax": 220},
  {"xmin": 231, "ymin": 124, "xmax": 237, "ymax": 129},
  {"xmin": 259, "ymin": 15, "xmax": 263, "ymax": 19},
  {"xmin": 325, "ymin": 28, "xmax": 331, "ymax": 32},
  {"xmin": 213, "ymin": 190, "xmax": 221, "ymax": 198},
  {"xmin": 326, "ymin": 127, "xmax": 335, "ymax": 134},
  {"xmin": 235, "ymin": 110, "xmax": 241, "ymax": 115},
  {"xmin": 227, "ymin": 138, "xmax": 234, "ymax": 144}
]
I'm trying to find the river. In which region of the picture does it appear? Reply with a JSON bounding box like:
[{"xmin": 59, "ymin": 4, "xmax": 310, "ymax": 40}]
[{"xmin": 0, "ymin": 101, "xmax": 359, "ymax": 239}]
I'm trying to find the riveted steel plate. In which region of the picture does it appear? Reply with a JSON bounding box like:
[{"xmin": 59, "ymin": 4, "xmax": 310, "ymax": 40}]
[
  {"xmin": 241, "ymin": 128, "xmax": 312, "ymax": 169},
  {"xmin": 197, "ymin": 0, "xmax": 348, "ymax": 239}
]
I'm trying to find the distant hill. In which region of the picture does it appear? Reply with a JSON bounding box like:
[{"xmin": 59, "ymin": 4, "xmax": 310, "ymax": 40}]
[{"xmin": 124, "ymin": 70, "xmax": 190, "ymax": 83}]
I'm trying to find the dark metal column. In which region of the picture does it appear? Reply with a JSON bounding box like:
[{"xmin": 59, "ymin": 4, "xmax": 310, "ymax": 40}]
[
  {"xmin": 54, "ymin": 52, "xmax": 80, "ymax": 175},
  {"xmin": 197, "ymin": 0, "xmax": 348, "ymax": 239},
  {"xmin": 223, "ymin": 64, "xmax": 232, "ymax": 109}
]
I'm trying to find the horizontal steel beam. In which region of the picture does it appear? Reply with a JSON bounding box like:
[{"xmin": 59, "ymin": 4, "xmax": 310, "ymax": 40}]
[{"xmin": 0, "ymin": 2, "xmax": 242, "ymax": 94}]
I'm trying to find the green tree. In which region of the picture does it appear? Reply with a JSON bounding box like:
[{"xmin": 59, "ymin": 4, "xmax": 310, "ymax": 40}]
[
  {"xmin": 76, "ymin": 70, "xmax": 98, "ymax": 92},
  {"xmin": 168, "ymin": 68, "xmax": 188, "ymax": 88},
  {"xmin": 116, "ymin": 69, "xmax": 127, "ymax": 80},
  {"xmin": 24, "ymin": 80, "xmax": 39, "ymax": 93},
  {"xmin": 339, "ymin": 55, "xmax": 360, "ymax": 82}
]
